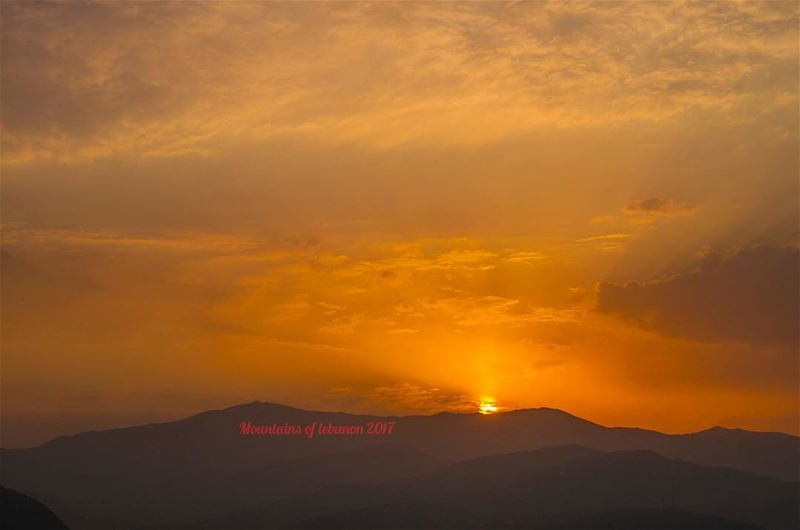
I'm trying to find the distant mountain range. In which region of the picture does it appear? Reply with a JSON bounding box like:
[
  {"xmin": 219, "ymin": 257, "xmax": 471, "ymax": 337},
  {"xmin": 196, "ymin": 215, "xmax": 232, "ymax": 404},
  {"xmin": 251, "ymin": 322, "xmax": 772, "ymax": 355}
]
[{"xmin": 1, "ymin": 401, "xmax": 797, "ymax": 530}]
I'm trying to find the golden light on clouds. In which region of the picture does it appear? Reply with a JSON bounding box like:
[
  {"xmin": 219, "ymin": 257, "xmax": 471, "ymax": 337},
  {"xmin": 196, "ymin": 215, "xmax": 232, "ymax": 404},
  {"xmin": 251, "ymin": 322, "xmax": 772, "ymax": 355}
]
[{"xmin": 1, "ymin": 1, "xmax": 798, "ymax": 447}]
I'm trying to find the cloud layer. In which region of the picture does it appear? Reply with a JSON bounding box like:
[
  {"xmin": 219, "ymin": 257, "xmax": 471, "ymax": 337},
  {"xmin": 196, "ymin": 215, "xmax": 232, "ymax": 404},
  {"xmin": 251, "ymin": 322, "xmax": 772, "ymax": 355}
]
[
  {"xmin": 1, "ymin": 1, "xmax": 797, "ymax": 160},
  {"xmin": 1, "ymin": 1, "xmax": 798, "ymax": 445},
  {"xmin": 624, "ymin": 197, "xmax": 696, "ymax": 215},
  {"xmin": 597, "ymin": 246, "xmax": 799, "ymax": 343}
]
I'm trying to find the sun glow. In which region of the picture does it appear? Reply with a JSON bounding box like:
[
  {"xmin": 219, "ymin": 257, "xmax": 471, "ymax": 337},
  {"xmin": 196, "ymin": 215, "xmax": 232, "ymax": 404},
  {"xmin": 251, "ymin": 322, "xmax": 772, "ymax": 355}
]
[{"xmin": 479, "ymin": 400, "xmax": 498, "ymax": 415}]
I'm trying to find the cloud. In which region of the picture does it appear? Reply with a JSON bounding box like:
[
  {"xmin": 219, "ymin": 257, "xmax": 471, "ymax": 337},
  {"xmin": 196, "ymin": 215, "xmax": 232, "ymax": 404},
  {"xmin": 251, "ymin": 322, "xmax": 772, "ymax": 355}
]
[
  {"xmin": 596, "ymin": 246, "xmax": 799, "ymax": 344},
  {"xmin": 505, "ymin": 251, "xmax": 546, "ymax": 264},
  {"xmin": 419, "ymin": 295, "xmax": 581, "ymax": 327},
  {"xmin": 624, "ymin": 197, "xmax": 696, "ymax": 215},
  {"xmin": 318, "ymin": 314, "xmax": 362, "ymax": 335},
  {"xmin": 351, "ymin": 247, "xmax": 498, "ymax": 277},
  {"xmin": 327, "ymin": 382, "xmax": 476, "ymax": 414},
  {"xmin": 575, "ymin": 233, "xmax": 631, "ymax": 243},
  {"xmin": 574, "ymin": 233, "xmax": 631, "ymax": 252},
  {"xmin": 386, "ymin": 328, "xmax": 419, "ymax": 334},
  {"xmin": 1, "ymin": 1, "xmax": 796, "ymax": 161}
]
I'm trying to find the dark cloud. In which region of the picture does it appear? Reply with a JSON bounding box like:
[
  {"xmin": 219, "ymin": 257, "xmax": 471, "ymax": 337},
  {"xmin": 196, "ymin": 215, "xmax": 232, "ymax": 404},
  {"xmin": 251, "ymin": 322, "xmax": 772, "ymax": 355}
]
[
  {"xmin": 596, "ymin": 246, "xmax": 799, "ymax": 344},
  {"xmin": 326, "ymin": 382, "xmax": 476, "ymax": 415},
  {"xmin": 624, "ymin": 197, "xmax": 695, "ymax": 215}
]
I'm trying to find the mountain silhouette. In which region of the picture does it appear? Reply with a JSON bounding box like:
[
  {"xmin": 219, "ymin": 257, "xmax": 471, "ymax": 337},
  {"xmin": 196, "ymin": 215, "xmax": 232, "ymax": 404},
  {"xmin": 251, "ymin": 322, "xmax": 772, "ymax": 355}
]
[
  {"xmin": 554, "ymin": 509, "xmax": 764, "ymax": 530},
  {"xmin": 149, "ymin": 446, "xmax": 797, "ymax": 530},
  {"xmin": 293, "ymin": 507, "xmax": 765, "ymax": 530},
  {"xmin": 1, "ymin": 401, "xmax": 797, "ymax": 529},
  {"xmin": 288, "ymin": 505, "xmax": 764, "ymax": 530},
  {"xmin": 0, "ymin": 485, "xmax": 70, "ymax": 530}
]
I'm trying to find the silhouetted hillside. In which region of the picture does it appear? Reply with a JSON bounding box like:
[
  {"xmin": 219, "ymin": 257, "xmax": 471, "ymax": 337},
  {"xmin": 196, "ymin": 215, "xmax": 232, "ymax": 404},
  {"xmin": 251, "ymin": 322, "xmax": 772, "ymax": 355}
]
[
  {"xmin": 1, "ymin": 401, "xmax": 797, "ymax": 529},
  {"xmin": 294, "ymin": 506, "xmax": 764, "ymax": 530},
  {"xmin": 555, "ymin": 509, "xmax": 763, "ymax": 529},
  {"xmin": 0, "ymin": 485, "xmax": 70, "ymax": 530},
  {"xmin": 150, "ymin": 446, "xmax": 796, "ymax": 530}
]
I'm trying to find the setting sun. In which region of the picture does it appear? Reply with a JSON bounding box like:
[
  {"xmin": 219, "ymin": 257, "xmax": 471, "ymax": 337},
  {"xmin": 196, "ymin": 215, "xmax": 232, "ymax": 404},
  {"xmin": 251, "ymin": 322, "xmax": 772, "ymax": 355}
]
[{"xmin": 479, "ymin": 400, "xmax": 499, "ymax": 415}]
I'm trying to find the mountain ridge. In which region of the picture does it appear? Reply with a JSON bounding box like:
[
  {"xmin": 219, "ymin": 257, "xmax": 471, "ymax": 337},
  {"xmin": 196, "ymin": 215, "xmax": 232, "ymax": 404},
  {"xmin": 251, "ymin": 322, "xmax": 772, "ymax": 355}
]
[
  {"xmin": 17, "ymin": 400, "xmax": 797, "ymax": 451},
  {"xmin": 2, "ymin": 400, "xmax": 797, "ymax": 529},
  {"xmin": 145, "ymin": 445, "xmax": 798, "ymax": 530}
]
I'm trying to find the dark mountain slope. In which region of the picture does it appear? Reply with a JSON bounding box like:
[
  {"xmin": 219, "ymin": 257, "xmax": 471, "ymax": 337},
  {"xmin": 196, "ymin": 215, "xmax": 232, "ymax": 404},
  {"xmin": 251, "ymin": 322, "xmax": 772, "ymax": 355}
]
[
  {"xmin": 555, "ymin": 509, "xmax": 763, "ymax": 530},
  {"xmin": 0, "ymin": 485, "xmax": 70, "ymax": 530},
  {"xmin": 159, "ymin": 446, "xmax": 798, "ymax": 530},
  {"xmin": 296, "ymin": 506, "xmax": 764, "ymax": 530},
  {"xmin": 1, "ymin": 401, "xmax": 797, "ymax": 528},
  {"xmin": 7, "ymin": 443, "xmax": 441, "ymax": 530}
]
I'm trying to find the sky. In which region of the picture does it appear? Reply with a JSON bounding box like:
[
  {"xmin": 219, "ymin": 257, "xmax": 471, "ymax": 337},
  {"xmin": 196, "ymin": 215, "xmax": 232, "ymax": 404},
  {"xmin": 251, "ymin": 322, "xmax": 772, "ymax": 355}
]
[{"xmin": 1, "ymin": 1, "xmax": 798, "ymax": 447}]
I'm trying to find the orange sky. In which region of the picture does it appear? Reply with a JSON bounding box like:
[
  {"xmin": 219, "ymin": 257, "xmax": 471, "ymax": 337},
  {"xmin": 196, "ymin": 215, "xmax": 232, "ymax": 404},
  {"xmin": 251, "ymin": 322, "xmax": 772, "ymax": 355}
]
[{"xmin": 1, "ymin": 1, "xmax": 798, "ymax": 447}]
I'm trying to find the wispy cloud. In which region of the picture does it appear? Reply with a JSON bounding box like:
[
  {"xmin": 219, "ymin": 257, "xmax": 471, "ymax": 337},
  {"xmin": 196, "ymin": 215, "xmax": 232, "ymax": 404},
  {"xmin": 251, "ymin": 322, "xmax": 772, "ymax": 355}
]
[
  {"xmin": 624, "ymin": 197, "xmax": 696, "ymax": 216},
  {"xmin": 2, "ymin": 1, "xmax": 796, "ymax": 161},
  {"xmin": 327, "ymin": 383, "xmax": 476, "ymax": 414},
  {"xmin": 575, "ymin": 233, "xmax": 631, "ymax": 244}
]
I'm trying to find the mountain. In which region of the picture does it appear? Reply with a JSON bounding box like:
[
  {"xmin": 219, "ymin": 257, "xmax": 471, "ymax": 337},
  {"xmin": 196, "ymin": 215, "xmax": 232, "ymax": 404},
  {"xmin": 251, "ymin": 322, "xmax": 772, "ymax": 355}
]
[
  {"xmin": 0, "ymin": 485, "xmax": 71, "ymax": 530},
  {"xmin": 1, "ymin": 401, "xmax": 797, "ymax": 529},
  {"xmin": 293, "ymin": 506, "xmax": 764, "ymax": 530},
  {"xmin": 555, "ymin": 509, "xmax": 764, "ymax": 530},
  {"xmin": 153, "ymin": 446, "xmax": 798, "ymax": 530},
  {"xmin": 2, "ymin": 441, "xmax": 441, "ymax": 530}
]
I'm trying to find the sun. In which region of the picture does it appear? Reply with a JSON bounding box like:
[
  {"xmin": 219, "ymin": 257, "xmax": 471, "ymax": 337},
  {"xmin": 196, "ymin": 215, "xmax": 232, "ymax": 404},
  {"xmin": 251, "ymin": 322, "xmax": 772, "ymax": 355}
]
[{"xmin": 478, "ymin": 400, "xmax": 498, "ymax": 415}]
